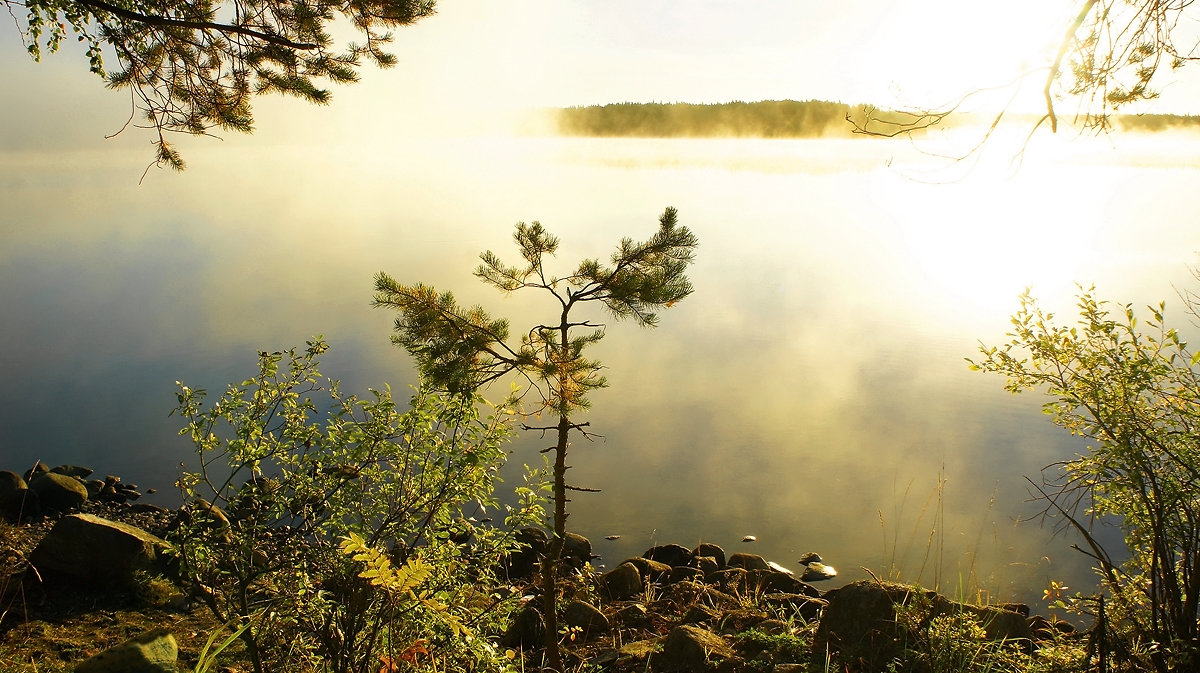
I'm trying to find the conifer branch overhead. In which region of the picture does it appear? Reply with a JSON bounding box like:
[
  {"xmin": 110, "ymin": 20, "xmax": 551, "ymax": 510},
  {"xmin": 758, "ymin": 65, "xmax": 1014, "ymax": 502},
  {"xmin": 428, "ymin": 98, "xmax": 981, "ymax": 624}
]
[{"xmin": 8, "ymin": 0, "xmax": 435, "ymax": 171}]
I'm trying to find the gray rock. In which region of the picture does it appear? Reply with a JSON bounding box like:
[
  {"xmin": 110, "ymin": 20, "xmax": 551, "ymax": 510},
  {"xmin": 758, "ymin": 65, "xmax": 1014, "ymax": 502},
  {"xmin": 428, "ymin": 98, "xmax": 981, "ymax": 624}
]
[
  {"xmin": 563, "ymin": 599, "xmax": 609, "ymax": 637},
  {"xmin": 600, "ymin": 562, "xmax": 643, "ymax": 600},
  {"xmin": 751, "ymin": 569, "xmax": 819, "ymax": 596},
  {"xmin": 812, "ymin": 581, "xmax": 1030, "ymax": 671},
  {"xmin": 24, "ymin": 462, "xmax": 49, "ymax": 482},
  {"xmin": 695, "ymin": 555, "xmax": 720, "ymax": 576},
  {"xmin": 0, "ymin": 470, "xmax": 28, "ymax": 493},
  {"xmin": 726, "ymin": 552, "xmax": 769, "ymax": 571},
  {"xmin": 98, "ymin": 484, "xmax": 127, "ymax": 503},
  {"xmin": 706, "ymin": 568, "xmax": 749, "ymax": 595},
  {"xmin": 50, "ymin": 464, "xmax": 93, "ymax": 479},
  {"xmin": 29, "ymin": 513, "xmax": 166, "ymax": 585},
  {"xmin": 74, "ymin": 628, "xmax": 179, "ymax": 673},
  {"xmin": 800, "ymin": 561, "xmax": 837, "ymax": 582},
  {"xmin": 761, "ymin": 592, "xmax": 826, "ymax": 621},
  {"xmin": 29, "ymin": 472, "xmax": 88, "ymax": 512},
  {"xmin": 933, "ymin": 598, "xmax": 1033, "ymax": 643},
  {"xmin": 798, "ymin": 551, "xmax": 823, "ymax": 565},
  {"xmin": 499, "ymin": 604, "xmax": 545, "ymax": 648},
  {"xmin": 614, "ymin": 603, "xmax": 650, "ymax": 627},
  {"xmin": 668, "ymin": 566, "xmax": 703, "ymax": 585},
  {"xmin": 185, "ymin": 498, "xmax": 231, "ymax": 530},
  {"xmin": 502, "ymin": 526, "xmax": 548, "ymax": 579},
  {"xmin": 812, "ymin": 580, "xmax": 920, "ymax": 672},
  {"xmin": 715, "ymin": 608, "xmax": 767, "ymax": 634},
  {"xmin": 694, "ymin": 542, "xmax": 725, "ymax": 569},
  {"xmin": 618, "ymin": 639, "xmax": 661, "ymax": 664},
  {"xmin": 625, "ymin": 556, "xmax": 672, "ymax": 584},
  {"xmin": 681, "ymin": 604, "xmax": 718, "ymax": 625},
  {"xmin": 643, "ymin": 543, "xmax": 693, "ymax": 568},
  {"xmin": 0, "ymin": 470, "xmax": 34, "ymax": 522},
  {"xmin": 654, "ymin": 625, "xmax": 739, "ymax": 672},
  {"xmin": 561, "ymin": 531, "xmax": 593, "ymax": 567}
]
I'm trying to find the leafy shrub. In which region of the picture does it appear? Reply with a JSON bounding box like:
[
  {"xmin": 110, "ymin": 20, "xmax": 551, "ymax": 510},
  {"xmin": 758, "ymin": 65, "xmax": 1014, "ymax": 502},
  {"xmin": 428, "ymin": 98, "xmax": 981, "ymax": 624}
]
[
  {"xmin": 169, "ymin": 339, "xmax": 539, "ymax": 673},
  {"xmin": 973, "ymin": 288, "xmax": 1200, "ymax": 673}
]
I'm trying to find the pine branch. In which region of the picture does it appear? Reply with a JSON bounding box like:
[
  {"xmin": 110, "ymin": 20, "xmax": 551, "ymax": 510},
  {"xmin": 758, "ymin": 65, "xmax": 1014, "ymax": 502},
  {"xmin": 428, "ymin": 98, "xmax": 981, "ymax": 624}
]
[{"xmin": 75, "ymin": 0, "xmax": 321, "ymax": 50}]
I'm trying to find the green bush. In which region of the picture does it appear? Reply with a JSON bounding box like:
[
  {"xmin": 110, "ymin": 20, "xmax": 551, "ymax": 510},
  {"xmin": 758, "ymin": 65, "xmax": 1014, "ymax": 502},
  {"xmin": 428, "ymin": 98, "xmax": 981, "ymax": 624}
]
[
  {"xmin": 169, "ymin": 339, "xmax": 540, "ymax": 673},
  {"xmin": 972, "ymin": 288, "xmax": 1200, "ymax": 673}
]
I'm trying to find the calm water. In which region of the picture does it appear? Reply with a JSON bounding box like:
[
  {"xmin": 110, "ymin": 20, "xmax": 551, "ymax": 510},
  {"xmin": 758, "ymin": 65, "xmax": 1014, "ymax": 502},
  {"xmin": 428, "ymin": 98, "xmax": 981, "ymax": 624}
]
[{"xmin": 3, "ymin": 132, "xmax": 1198, "ymax": 608}]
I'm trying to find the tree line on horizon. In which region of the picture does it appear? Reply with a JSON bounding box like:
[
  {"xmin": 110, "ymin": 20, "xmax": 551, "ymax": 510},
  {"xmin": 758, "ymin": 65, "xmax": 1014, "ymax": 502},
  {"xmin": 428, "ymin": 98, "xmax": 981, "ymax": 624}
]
[{"xmin": 554, "ymin": 99, "xmax": 1200, "ymax": 138}]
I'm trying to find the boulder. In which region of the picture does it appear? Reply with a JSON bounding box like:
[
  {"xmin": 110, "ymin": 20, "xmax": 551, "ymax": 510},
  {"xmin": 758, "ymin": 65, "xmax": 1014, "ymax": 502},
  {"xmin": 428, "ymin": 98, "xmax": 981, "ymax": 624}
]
[
  {"xmin": 24, "ymin": 461, "xmax": 49, "ymax": 482},
  {"xmin": 932, "ymin": 597, "xmax": 1033, "ymax": 643},
  {"xmin": 50, "ymin": 464, "xmax": 93, "ymax": 479},
  {"xmin": 705, "ymin": 567, "xmax": 749, "ymax": 595},
  {"xmin": 643, "ymin": 543, "xmax": 694, "ymax": 568},
  {"xmin": 694, "ymin": 555, "xmax": 720, "ymax": 576},
  {"xmin": 716, "ymin": 608, "xmax": 768, "ymax": 634},
  {"xmin": 625, "ymin": 556, "xmax": 672, "ymax": 585},
  {"xmin": 499, "ymin": 604, "xmax": 545, "ymax": 648},
  {"xmin": 750, "ymin": 569, "xmax": 819, "ymax": 596},
  {"xmin": 812, "ymin": 580, "xmax": 1030, "ymax": 671},
  {"xmin": 726, "ymin": 552, "xmax": 769, "ymax": 571},
  {"xmin": 561, "ymin": 532, "xmax": 593, "ymax": 567},
  {"xmin": 761, "ymin": 592, "xmax": 826, "ymax": 622},
  {"xmin": 668, "ymin": 566, "xmax": 703, "ymax": 585},
  {"xmin": 694, "ymin": 542, "xmax": 726, "ymax": 569},
  {"xmin": 662, "ymin": 580, "xmax": 739, "ymax": 612},
  {"xmin": 183, "ymin": 498, "xmax": 231, "ymax": 530},
  {"xmin": 800, "ymin": 561, "xmax": 837, "ymax": 582},
  {"xmin": 600, "ymin": 562, "xmax": 643, "ymax": 600},
  {"xmin": 502, "ymin": 527, "xmax": 548, "ymax": 579},
  {"xmin": 74, "ymin": 628, "xmax": 179, "ymax": 673},
  {"xmin": 812, "ymin": 580, "xmax": 922, "ymax": 672},
  {"xmin": 613, "ymin": 603, "xmax": 650, "ymax": 627},
  {"xmin": 29, "ymin": 472, "xmax": 88, "ymax": 512},
  {"xmin": 0, "ymin": 470, "xmax": 34, "ymax": 522},
  {"xmin": 563, "ymin": 599, "xmax": 610, "ymax": 637},
  {"xmin": 617, "ymin": 640, "xmax": 660, "ymax": 666},
  {"xmin": 681, "ymin": 604, "xmax": 718, "ymax": 625},
  {"xmin": 29, "ymin": 513, "xmax": 166, "ymax": 585},
  {"xmin": 798, "ymin": 552, "xmax": 838, "ymax": 581},
  {"xmin": 654, "ymin": 625, "xmax": 739, "ymax": 672}
]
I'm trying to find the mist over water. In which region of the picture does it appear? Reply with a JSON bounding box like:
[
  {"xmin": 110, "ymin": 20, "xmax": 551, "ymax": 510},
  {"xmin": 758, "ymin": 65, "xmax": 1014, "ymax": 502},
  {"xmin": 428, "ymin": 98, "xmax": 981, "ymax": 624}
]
[{"xmin": 2, "ymin": 131, "xmax": 1196, "ymax": 610}]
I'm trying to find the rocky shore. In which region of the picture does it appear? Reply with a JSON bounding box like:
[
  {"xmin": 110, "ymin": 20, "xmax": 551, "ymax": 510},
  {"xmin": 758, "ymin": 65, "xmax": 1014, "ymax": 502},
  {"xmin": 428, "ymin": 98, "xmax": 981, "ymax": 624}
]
[{"xmin": 1, "ymin": 462, "xmax": 1081, "ymax": 672}]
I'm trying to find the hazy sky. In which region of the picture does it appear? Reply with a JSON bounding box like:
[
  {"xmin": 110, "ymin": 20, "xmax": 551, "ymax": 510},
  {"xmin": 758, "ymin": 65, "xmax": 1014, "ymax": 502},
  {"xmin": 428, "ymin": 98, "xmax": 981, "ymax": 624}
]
[
  {"xmin": 4, "ymin": 1, "xmax": 1200, "ymax": 605},
  {"xmin": 3, "ymin": 0, "xmax": 1199, "ymax": 156}
]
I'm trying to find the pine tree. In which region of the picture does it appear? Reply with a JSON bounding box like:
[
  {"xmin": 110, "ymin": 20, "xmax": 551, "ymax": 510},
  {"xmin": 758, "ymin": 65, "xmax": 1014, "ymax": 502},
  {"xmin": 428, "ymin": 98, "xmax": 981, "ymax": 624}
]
[
  {"xmin": 12, "ymin": 0, "xmax": 436, "ymax": 170},
  {"xmin": 373, "ymin": 206, "xmax": 698, "ymax": 671}
]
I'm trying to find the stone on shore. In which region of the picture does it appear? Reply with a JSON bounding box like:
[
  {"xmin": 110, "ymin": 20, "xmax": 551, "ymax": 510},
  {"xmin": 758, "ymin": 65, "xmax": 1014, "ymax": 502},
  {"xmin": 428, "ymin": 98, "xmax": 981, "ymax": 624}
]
[
  {"xmin": 74, "ymin": 628, "xmax": 179, "ymax": 673},
  {"xmin": 29, "ymin": 513, "xmax": 166, "ymax": 585},
  {"xmin": 654, "ymin": 624, "xmax": 740, "ymax": 672},
  {"xmin": 29, "ymin": 472, "xmax": 88, "ymax": 513}
]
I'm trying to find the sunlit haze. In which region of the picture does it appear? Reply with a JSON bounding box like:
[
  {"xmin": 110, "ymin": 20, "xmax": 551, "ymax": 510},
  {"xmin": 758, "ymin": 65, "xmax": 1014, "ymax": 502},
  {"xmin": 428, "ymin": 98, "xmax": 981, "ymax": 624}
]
[{"xmin": 2, "ymin": 0, "xmax": 1200, "ymax": 614}]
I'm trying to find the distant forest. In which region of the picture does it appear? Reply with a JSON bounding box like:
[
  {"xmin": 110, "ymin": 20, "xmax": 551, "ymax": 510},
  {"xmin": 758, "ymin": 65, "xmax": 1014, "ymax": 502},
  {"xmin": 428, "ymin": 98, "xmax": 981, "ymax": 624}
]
[{"xmin": 554, "ymin": 100, "xmax": 1200, "ymax": 138}]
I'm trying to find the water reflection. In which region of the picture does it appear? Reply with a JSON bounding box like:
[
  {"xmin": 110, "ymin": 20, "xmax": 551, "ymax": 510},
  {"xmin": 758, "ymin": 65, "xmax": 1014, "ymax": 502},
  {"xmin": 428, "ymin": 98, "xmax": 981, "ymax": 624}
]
[{"xmin": 1, "ymin": 134, "xmax": 1196, "ymax": 610}]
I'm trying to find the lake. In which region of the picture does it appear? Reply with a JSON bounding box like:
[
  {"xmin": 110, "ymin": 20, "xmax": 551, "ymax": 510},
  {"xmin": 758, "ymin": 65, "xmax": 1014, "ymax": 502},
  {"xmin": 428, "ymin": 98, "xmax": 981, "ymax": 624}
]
[{"xmin": 2, "ymin": 129, "xmax": 1197, "ymax": 609}]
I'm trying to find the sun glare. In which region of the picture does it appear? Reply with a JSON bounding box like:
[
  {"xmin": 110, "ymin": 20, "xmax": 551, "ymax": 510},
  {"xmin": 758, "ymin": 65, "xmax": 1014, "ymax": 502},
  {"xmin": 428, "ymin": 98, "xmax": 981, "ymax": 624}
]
[
  {"xmin": 876, "ymin": 2, "xmax": 1068, "ymax": 111},
  {"xmin": 877, "ymin": 158, "xmax": 1093, "ymax": 322}
]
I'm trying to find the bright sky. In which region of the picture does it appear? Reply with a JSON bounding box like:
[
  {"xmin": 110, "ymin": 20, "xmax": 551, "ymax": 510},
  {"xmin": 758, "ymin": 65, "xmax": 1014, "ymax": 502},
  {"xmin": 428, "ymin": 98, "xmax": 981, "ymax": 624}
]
[{"xmin": 3, "ymin": 0, "xmax": 1198, "ymax": 153}]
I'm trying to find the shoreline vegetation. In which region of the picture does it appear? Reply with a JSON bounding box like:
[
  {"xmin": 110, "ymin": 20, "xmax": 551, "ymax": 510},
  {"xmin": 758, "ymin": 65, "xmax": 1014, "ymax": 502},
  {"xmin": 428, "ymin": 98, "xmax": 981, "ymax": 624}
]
[{"xmin": 550, "ymin": 99, "xmax": 1200, "ymax": 138}]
